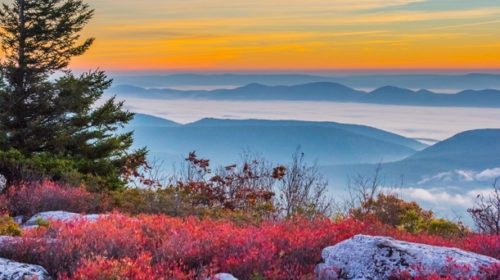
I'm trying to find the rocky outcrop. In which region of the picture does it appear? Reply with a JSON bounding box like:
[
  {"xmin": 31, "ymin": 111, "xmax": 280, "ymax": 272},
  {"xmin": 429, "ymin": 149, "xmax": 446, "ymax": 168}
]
[
  {"xmin": 23, "ymin": 211, "xmax": 105, "ymax": 227},
  {"xmin": 316, "ymin": 235, "xmax": 499, "ymax": 280},
  {"xmin": 0, "ymin": 258, "xmax": 51, "ymax": 280}
]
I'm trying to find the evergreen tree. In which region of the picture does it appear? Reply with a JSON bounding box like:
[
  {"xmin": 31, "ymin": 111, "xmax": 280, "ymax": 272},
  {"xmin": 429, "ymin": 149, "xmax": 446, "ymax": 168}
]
[{"xmin": 0, "ymin": 0, "xmax": 146, "ymax": 190}]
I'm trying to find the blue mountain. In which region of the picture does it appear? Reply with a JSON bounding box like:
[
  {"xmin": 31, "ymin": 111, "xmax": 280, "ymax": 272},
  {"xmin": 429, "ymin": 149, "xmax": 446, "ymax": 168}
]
[
  {"xmin": 108, "ymin": 82, "xmax": 500, "ymax": 108},
  {"xmin": 126, "ymin": 115, "xmax": 426, "ymax": 168},
  {"xmin": 324, "ymin": 129, "xmax": 500, "ymax": 187},
  {"xmin": 110, "ymin": 73, "xmax": 500, "ymax": 90}
]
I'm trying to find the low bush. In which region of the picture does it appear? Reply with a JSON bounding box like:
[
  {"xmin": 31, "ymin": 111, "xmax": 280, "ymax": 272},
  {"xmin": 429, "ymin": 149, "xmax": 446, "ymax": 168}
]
[
  {"xmin": 0, "ymin": 214, "xmax": 21, "ymax": 236},
  {"xmin": 1, "ymin": 214, "xmax": 497, "ymax": 279},
  {"xmin": 60, "ymin": 254, "xmax": 199, "ymax": 280},
  {"xmin": 393, "ymin": 262, "xmax": 500, "ymax": 280},
  {"xmin": 110, "ymin": 188, "xmax": 201, "ymax": 217},
  {"xmin": 0, "ymin": 149, "xmax": 91, "ymax": 188},
  {"xmin": 351, "ymin": 193, "xmax": 467, "ymax": 237},
  {"xmin": 0, "ymin": 180, "xmax": 109, "ymax": 217}
]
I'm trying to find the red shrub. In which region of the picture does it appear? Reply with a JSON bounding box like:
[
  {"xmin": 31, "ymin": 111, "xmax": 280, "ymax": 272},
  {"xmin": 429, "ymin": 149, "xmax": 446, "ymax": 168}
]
[
  {"xmin": 0, "ymin": 180, "xmax": 108, "ymax": 217},
  {"xmin": 393, "ymin": 261, "xmax": 500, "ymax": 280},
  {"xmin": 1, "ymin": 214, "xmax": 498, "ymax": 279},
  {"xmin": 462, "ymin": 234, "xmax": 500, "ymax": 258},
  {"xmin": 60, "ymin": 254, "xmax": 198, "ymax": 280}
]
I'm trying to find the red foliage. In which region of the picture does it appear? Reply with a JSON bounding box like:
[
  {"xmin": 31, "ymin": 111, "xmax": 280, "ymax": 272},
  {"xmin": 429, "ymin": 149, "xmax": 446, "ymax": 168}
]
[
  {"xmin": 1, "ymin": 214, "xmax": 498, "ymax": 279},
  {"xmin": 462, "ymin": 234, "xmax": 500, "ymax": 258},
  {"xmin": 0, "ymin": 180, "xmax": 108, "ymax": 217},
  {"xmin": 392, "ymin": 261, "xmax": 500, "ymax": 280},
  {"xmin": 60, "ymin": 254, "xmax": 198, "ymax": 280}
]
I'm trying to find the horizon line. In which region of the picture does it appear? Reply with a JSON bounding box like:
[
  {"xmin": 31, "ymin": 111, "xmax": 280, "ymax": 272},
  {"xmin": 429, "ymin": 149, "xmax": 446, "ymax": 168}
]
[{"xmin": 71, "ymin": 68, "xmax": 500, "ymax": 76}]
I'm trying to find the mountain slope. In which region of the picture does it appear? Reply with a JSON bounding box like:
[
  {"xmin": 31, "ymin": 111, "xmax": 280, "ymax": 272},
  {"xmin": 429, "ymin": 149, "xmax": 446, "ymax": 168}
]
[
  {"xmin": 187, "ymin": 118, "xmax": 427, "ymax": 151},
  {"xmin": 126, "ymin": 115, "xmax": 423, "ymax": 167},
  {"xmin": 404, "ymin": 129, "xmax": 500, "ymax": 166},
  {"xmin": 324, "ymin": 129, "xmax": 500, "ymax": 187},
  {"xmin": 129, "ymin": 114, "xmax": 180, "ymax": 127}
]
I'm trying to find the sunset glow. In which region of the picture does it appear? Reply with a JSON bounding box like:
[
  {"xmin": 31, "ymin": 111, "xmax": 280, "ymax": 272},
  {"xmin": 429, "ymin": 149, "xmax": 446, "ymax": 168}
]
[{"xmin": 59, "ymin": 0, "xmax": 500, "ymax": 71}]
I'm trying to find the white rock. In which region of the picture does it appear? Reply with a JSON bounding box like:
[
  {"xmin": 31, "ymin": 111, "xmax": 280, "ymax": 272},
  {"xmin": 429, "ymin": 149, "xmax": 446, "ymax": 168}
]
[
  {"xmin": 316, "ymin": 235, "xmax": 499, "ymax": 280},
  {"xmin": 210, "ymin": 273, "xmax": 238, "ymax": 280},
  {"xmin": 0, "ymin": 258, "xmax": 51, "ymax": 280},
  {"xmin": 20, "ymin": 225, "xmax": 40, "ymax": 231},
  {"xmin": 23, "ymin": 211, "xmax": 105, "ymax": 226},
  {"xmin": 13, "ymin": 216, "xmax": 24, "ymax": 225},
  {"xmin": 84, "ymin": 213, "xmax": 107, "ymax": 222},
  {"xmin": 0, "ymin": 174, "xmax": 7, "ymax": 193}
]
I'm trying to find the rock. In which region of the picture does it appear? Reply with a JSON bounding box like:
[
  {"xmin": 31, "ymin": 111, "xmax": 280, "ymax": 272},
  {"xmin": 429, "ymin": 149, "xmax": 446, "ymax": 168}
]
[
  {"xmin": 316, "ymin": 235, "xmax": 499, "ymax": 280},
  {"xmin": 84, "ymin": 214, "xmax": 107, "ymax": 222},
  {"xmin": 23, "ymin": 211, "xmax": 81, "ymax": 226},
  {"xmin": 210, "ymin": 273, "xmax": 238, "ymax": 280},
  {"xmin": 0, "ymin": 258, "xmax": 51, "ymax": 280},
  {"xmin": 0, "ymin": 174, "xmax": 6, "ymax": 193},
  {"xmin": 12, "ymin": 216, "xmax": 24, "ymax": 225},
  {"xmin": 23, "ymin": 211, "xmax": 104, "ymax": 227},
  {"xmin": 20, "ymin": 225, "xmax": 40, "ymax": 231}
]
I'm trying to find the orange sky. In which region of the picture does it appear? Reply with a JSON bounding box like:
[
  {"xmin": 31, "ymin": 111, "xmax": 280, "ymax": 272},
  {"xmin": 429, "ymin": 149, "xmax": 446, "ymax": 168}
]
[{"xmin": 50, "ymin": 0, "xmax": 500, "ymax": 72}]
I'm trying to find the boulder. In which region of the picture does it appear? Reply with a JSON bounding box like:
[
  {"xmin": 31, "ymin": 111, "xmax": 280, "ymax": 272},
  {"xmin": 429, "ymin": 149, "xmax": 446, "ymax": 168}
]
[
  {"xmin": 84, "ymin": 214, "xmax": 106, "ymax": 222},
  {"xmin": 316, "ymin": 235, "xmax": 499, "ymax": 280},
  {"xmin": 0, "ymin": 258, "xmax": 51, "ymax": 280},
  {"xmin": 211, "ymin": 273, "xmax": 238, "ymax": 280},
  {"xmin": 23, "ymin": 211, "xmax": 105, "ymax": 227}
]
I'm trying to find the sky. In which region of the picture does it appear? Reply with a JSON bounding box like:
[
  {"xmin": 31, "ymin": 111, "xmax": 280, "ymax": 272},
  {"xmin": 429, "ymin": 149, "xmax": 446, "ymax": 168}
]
[{"xmin": 18, "ymin": 0, "xmax": 500, "ymax": 72}]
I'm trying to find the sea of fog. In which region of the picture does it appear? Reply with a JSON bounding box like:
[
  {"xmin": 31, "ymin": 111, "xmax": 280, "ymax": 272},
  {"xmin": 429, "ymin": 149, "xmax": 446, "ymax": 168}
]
[{"xmin": 123, "ymin": 98, "xmax": 500, "ymax": 143}]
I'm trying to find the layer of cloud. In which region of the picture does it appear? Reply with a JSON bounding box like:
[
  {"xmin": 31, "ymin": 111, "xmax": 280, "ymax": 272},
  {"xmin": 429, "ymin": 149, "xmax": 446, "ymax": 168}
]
[
  {"xmin": 384, "ymin": 186, "xmax": 495, "ymax": 208},
  {"xmin": 418, "ymin": 168, "xmax": 500, "ymax": 185}
]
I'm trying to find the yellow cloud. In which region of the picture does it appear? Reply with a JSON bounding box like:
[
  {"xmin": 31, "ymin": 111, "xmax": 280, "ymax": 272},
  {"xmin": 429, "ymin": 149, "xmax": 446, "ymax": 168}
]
[{"xmin": 65, "ymin": 1, "xmax": 500, "ymax": 71}]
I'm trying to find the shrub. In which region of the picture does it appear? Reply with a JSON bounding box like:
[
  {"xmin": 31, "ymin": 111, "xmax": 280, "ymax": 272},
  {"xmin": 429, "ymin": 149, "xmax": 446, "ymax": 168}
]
[
  {"xmin": 0, "ymin": 214, "xmax": 21, "ymax": 236},
  {"xmin": 393, "ymin": 261, "xmax": 500, "ymax": 280},
  {"xmin": 136, "ymin": 151, "xmax": 332, "ymax": 220},
  {"xmin": 462, "ymin": 234, "xmax": 500, "ymax": 258},
  {"xmin": 1, "ymin": 214, "xmax": 498, "ymax": 279},
  {"xmin": 351, "ymin": 193, "xmax": 466, "ymax": 237},
  {"xmin": 110, "ymin": 188, "xmax": 197, "ymax": 216},
  {"xmin": 0, "ymin": 180, "xmax": 109, "ymax": 217},
  {"xmin": 61, "ymin": 254, "xmax": 198, "ymax": 280},
  {"xmin": 467, "ymin": 180, "xmax": 500, "ymax": 234},
  {"xmin": 351, "ymin": 193, "xmax": 433, "ymax": 231},
  {"xmin": 425, "ymin": 218, "xmax": 466, "ymax": 238},
  {"xmin": 0, "ymin": 149, "xmax": 85, "ymax": 187}
]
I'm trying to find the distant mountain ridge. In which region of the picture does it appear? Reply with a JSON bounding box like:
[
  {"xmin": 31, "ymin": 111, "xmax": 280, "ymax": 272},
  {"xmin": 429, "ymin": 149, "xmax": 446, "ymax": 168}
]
[
  {"xmin": 108, "ymin": 82, "xmax": 500, "ymax": 108},
  {"xmin": 187, "ymin": 118, "xmax": 427, "ymax": 151},
  {"xmin": 110, "ymin": 73, "xmax": 500, "ymax": 90},
  {"xmin": 126, "ymin": 114, "xmax": 426, "ymax": 167}
]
